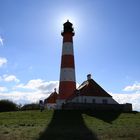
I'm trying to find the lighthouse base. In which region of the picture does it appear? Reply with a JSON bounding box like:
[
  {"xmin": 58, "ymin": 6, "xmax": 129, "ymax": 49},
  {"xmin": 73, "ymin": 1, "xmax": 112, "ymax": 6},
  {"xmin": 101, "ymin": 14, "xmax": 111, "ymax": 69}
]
[{"xmin": 56, "ymin": 99, "xmax": 66, "ymax": 109}]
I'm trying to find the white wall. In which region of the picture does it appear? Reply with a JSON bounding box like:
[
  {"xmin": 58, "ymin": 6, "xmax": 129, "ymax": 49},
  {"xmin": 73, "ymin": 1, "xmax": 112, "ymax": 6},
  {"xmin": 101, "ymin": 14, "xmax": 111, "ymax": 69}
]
[
  {"xmin": 56, "ymin": 99, "xmax": 66, "ymax": 109},
  {"xmin": 46, "ymin": 103, "xmax": 57, "ymax": 110},
  {"xmin": 68, "ymin": 96, "xmax": 118, "ymax": 104}
]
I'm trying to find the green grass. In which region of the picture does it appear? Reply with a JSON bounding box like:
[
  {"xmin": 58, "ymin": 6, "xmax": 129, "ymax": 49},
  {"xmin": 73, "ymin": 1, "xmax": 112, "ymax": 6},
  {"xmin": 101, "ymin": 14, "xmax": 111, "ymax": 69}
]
[{"xmin": 0, "ymin": 110, "xmax": 140, "ymax": 140}]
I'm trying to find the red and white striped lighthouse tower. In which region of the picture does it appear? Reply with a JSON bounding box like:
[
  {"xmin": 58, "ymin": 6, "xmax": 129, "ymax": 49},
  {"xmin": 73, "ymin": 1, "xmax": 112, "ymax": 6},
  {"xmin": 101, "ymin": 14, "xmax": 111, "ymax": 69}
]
[{"xmin": 57, "ymin": 20, "xmax": 76, "ymax": 108}]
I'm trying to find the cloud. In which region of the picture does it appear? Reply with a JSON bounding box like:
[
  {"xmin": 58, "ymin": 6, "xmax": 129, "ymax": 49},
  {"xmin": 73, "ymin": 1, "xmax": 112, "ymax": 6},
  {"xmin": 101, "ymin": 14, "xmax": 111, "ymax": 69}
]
[
  {"xmin": 123, "ymin": 82, "xmax": 140, "ymax": 92},
  {"xmin": 0, "ymin": 57, "xmax": 7, "ymax": 67},
  {"xmin": 119, "ymin": 82, "xmax": 140, "ymax": 111},
  {"xmin": 110, "ymin": 92, "xmax": 140, "ymax": 111},
  {"xmin": 0, "ymin": 86, "xmax": 7, "ymax": 92},
  {"xmin": 16, "ymin": 79, "xmax": 59, "ymax": 92},
  {"xmin": 0, "ymin": 80, "xmax": 59, "ymax": 105},
  {"xmin": 3, "ymin": 74, "xmax": 20, "ymax": 82},
  {"xmin": 0, "ymin": 91, "xmax": 48, "ymax": 105},
  {"xmin": 0, "ymin": 36, "xmax": 3, "ymax": 46}
]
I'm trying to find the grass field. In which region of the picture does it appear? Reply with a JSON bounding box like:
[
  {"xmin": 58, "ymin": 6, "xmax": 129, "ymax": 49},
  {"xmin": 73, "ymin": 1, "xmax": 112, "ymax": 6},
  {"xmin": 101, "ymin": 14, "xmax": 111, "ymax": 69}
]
[{"xmin": 0, "ymin": 110, "xmax": 140, "ymax": 140}]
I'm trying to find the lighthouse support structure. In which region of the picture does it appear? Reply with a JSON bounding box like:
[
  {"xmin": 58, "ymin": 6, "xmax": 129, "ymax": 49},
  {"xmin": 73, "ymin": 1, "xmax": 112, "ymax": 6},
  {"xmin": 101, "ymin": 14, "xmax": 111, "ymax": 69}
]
[{"xmin": 57, "ymin": 20, "xmax": 76, "ymax": 109}]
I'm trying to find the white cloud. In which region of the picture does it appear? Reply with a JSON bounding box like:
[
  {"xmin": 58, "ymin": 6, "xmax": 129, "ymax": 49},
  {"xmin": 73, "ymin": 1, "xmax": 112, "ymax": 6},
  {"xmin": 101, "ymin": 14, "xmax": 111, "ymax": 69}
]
[
  {"xmin": 0, "ymin": 80, "xmax": 59, "ymax": 105},
  {"xmin": 0, "ymin": 57, "xmax": 7, "ymax": 67},
  {"xmin": 16, "ymin": 79, "xmax": 59, "ymax": 92},
  {"xmin": 0, "ymin": 86, "xmax": 7, "ymax": 92},
  {"xmin": 0, "ymin": 36, "xmax": 3, "ymax": 46},
  {"xmin": 0, "ymin": 91, "xmax": 48, "ymax": 105},
  {"xmin": 123, "ymin": 82, "xmax": 140, "ymax": 92},
  {"xmin": 110, "ymin": 92, "xmax": 140, "ymax": 111},
  {"xmin": 3, "ymin": 74, "xmax": 20, "ymax": 82}
]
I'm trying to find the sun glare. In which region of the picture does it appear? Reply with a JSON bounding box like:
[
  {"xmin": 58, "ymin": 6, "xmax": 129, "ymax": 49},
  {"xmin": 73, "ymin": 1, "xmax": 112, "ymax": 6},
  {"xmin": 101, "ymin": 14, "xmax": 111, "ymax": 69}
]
[
  {"xmin": 51, "ymin": 11, "xmax": 83, "ymax": 36},
  {"xmin": 60, "ymin": 15, "xmax": 77, "ymax": 25}
]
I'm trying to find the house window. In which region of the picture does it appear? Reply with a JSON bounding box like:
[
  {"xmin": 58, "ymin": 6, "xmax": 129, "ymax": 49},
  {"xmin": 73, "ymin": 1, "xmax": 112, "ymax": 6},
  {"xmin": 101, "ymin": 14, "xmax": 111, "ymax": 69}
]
[
  {"xmin": 84, "ymin": 98, "xmax": 87, "ymax": 103},
  {"xmin": 92, "ymin": 99, "xmax": 95, "ymax": 103},
  {"xmin": 102, "ymin": 99, "xmax": 108, "ymax": 104}
]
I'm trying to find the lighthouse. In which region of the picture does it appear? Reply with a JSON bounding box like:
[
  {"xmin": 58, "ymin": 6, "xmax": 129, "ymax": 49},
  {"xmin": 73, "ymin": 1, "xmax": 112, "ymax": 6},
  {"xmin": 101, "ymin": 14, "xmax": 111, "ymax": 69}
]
[
  {"xmin": 44, "ymin": 20, "xmax": 132, "ymax": 112},
  {"xmin": 57, "ymin": 20, "xmax": 76, "ymax": 108}
]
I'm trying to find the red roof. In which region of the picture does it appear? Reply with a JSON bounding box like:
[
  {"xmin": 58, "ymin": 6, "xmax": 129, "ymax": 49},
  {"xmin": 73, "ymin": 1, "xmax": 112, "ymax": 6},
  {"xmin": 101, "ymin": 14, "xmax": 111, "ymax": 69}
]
[
  {"xmin": 66, "ymin": 78, "xmax": 112, "ymax": 102},
  {"xmin": 45, "ymin": 91, "xmax": 58, "ymax": 103},
  {"xmin": 77, "ymin": 79, "xmax": 112, "ymax": 97}
]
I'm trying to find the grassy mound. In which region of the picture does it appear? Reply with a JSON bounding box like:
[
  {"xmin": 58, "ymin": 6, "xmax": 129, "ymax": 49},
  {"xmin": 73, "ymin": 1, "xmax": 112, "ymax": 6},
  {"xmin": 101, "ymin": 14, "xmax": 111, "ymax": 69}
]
[{"xmin": 0, "ymin": 110, "xmax": 139, "ymax": 140}]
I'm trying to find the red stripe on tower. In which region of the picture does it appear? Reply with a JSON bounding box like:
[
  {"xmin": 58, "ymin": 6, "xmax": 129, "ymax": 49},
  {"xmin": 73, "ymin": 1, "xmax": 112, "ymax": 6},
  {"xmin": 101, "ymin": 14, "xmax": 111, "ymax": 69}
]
[{"xmin": 58, "ymin": 20, "xmax": 76, "ymax": 106}]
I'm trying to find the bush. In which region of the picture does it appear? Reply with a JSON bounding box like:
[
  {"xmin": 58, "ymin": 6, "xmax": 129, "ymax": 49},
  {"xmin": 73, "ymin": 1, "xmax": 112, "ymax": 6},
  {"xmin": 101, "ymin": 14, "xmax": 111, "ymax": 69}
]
[
  {"xmin": 21, "ymin": 103, "xmax": 40, "ymax": 110},
  {"xmin": 0, "ymin": 100, "xmax": 18, "ymax": 112}
]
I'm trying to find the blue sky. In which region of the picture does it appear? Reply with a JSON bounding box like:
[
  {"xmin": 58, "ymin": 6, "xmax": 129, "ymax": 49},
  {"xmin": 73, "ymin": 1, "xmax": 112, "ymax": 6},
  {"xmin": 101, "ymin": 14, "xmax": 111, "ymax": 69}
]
[{"xmin": 0, "ymin": 0, "xmax": 140, "ymax": 111}]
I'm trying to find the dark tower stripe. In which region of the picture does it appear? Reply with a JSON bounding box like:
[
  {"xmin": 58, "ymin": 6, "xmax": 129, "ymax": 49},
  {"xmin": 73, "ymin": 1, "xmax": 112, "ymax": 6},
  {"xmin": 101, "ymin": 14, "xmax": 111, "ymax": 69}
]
[
  {"xmin": 61, "ymin": 55, "xmax": 75, "ymax": 68},
  {"xmin": 62, "ymin": 32, "xmax": 74, "ymax": 42}
]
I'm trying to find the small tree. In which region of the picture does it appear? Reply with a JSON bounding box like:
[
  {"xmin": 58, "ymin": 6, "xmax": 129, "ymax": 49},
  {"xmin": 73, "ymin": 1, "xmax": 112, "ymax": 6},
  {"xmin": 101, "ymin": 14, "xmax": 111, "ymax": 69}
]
[{"xmin": 0, "ymin": 100, "xmax": 18, "ymax": 112}]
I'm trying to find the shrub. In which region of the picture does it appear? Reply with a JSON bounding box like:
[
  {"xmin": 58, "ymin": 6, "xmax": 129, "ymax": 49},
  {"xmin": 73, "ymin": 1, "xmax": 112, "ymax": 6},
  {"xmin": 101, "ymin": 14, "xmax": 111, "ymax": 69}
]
[
  {"xmin": 21, "ymin": 103, "xmax": 40, "ymax": 110},
  {"xmin": 0, "ymin": 100, "xmax": 18, "ymax": 112}
]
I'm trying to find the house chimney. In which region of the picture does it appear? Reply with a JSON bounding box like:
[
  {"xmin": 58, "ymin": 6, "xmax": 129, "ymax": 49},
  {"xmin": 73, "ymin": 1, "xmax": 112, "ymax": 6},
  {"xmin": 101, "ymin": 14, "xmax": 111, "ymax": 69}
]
[{"xmin": 87, "ymin": 74, "xmax": 91, "ymax": 80}]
